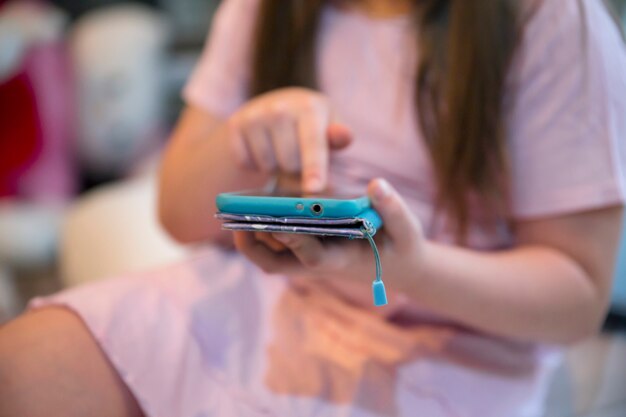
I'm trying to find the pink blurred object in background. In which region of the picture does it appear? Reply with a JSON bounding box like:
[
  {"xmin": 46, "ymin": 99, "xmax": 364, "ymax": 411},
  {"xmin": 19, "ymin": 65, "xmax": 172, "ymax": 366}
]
[
  {"xmin": 0, "ymin": 1, "xmax": 74, "ymax": 319},
  {"xmin": 11, "ymin": 41, "xmax": 75, "ymax": 202},
  {"xmin": 0, "ymin": 0, "xmax": 76, "ymax": 203}
]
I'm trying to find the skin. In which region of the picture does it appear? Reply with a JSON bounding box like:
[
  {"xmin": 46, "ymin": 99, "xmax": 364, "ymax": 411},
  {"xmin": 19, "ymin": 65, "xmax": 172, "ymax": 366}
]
[
  {"xmin": 161, "ymin": 90, "xmax": 622, "ymax": 345},
  {"xmin": 159, "ymin": 82, "xmax": 624, "ymax": 345},
  {"xmin": 158, "ymin": 89, "xmax": 352, "ymax": 244},
  {"xmin": 0, "ymin": 0, "xmax": 622, "ymax": 415},
  {"xmin": 0, "ymin": 308, "xmax": 145, "ymax": 417},
  {"xmin": 1, "ymin": 89, "xmax": 622, "ymax": 416},
  {"xmin": 235, "ymin": 179, "xmax": 623, "ymax": 344},
  {"xmin": 0, "ymin": 83, "xmax": 356, "ymax": 417},
  {"xmin": 343, "ymin": 0, "xmax": 414, "ymax": 18}
]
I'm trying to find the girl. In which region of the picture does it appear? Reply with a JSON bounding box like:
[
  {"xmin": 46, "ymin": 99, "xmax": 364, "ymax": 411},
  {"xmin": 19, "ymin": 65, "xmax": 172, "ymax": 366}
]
[{"xmin": 1, "ymin": 0, "xmax": 625, "ymax": 416}]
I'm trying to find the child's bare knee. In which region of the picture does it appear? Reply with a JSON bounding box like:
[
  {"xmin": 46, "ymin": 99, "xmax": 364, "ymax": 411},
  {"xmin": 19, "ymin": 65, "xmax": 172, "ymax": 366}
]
[{"xmin": 0, "ymin": 307, "xmax": 144, "ymax": 417}]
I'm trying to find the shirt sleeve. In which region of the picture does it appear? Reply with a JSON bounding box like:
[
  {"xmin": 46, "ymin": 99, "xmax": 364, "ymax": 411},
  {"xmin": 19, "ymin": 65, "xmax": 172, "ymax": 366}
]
[
  {"xmin": 182, "ymin": 0, "xmax": 260, "ymax": 118},
  {"xmin": 506, "ymin": 0, "xmax": 626, "ymax": 219}
]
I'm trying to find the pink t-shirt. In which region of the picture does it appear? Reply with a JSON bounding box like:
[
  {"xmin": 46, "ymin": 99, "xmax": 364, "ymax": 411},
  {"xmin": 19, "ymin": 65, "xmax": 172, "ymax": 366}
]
[{"xmin": 184, "ymin": 0, "xmax": 626, "ymax": 310}]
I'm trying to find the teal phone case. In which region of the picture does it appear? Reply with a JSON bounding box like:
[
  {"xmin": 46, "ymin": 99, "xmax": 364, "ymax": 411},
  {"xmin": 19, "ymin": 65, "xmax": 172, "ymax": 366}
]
[
  {"xmin": 215, "ymin": 208, "xmax": 382, "ymax": 238},
  {"xmin": 216, "ymin": 191, "xmax": 371, "ymax": 218},
  {"xmin": 215, "ymin": 190, "xmax": 388, "ymax": 307}
]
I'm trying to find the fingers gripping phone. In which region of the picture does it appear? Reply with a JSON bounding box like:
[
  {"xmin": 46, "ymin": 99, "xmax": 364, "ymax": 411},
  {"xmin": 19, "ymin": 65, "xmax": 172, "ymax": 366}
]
[{"xmin": 215, "ymin": 186, "xmax": 388, "ymax": 306}]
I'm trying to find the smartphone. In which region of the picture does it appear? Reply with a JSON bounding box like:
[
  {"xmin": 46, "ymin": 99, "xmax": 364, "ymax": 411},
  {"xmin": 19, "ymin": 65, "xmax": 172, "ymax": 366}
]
[
  {"xmin": 216, "ymin": 189, "xmax": 371, "ymax": 219},
  {"xmin": 216, "ymin": 187, "xmax": 388, "ymax": 306}
]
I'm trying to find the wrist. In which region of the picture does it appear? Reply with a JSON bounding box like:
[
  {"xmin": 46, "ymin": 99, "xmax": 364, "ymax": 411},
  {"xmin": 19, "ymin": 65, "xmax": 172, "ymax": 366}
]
[{"xmin": 386, "ymin": 239, "xmax": 431, "ymax": 301}]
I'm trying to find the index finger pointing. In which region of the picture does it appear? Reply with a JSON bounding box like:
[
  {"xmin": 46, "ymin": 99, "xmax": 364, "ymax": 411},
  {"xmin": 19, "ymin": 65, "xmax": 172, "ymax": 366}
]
[{"xmin": 298, "ymin": 111, "xmax": 328, "ymax": 194}]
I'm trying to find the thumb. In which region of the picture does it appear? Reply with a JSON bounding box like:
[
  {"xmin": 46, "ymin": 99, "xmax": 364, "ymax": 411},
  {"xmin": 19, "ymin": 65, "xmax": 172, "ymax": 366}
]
[
  {"xmin": 368, "ymin": 179, "xmax": 422, "ymax": 248},
  {"xmin": 327, "ymin": 122, "xmax": 353, "ymax": 150}
]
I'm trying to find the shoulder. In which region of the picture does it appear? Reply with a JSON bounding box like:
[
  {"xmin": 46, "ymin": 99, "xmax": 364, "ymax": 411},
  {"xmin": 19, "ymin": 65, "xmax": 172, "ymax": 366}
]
[
  {"xmin": 510, "ymin": 0, "xmax": 626, "ymax": 88},
  {"xmin": 520, "ymin": 0, "xmax": 625, "ymax": 46}
]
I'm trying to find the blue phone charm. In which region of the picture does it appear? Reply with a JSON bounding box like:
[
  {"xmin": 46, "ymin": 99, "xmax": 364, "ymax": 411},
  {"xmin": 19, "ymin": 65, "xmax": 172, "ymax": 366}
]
[
  {"xmin": 372, "ymin": 280, "xmax": 388, "ymax": 307},
  {"xmin": 362, "ymin": 228, "xmax": 388, "ymax": 307}
]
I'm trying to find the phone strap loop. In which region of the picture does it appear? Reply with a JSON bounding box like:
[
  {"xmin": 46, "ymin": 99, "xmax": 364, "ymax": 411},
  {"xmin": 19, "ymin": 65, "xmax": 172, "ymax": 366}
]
[{"xmin": 361, "ymin": 228, "xmax": 388, "ymax": 306}]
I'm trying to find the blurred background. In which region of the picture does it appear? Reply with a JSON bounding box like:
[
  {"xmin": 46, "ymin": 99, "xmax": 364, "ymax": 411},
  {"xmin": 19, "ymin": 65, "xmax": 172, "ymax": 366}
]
[
  {"xmin": 0, "ymin": 0, "xmax": 625, "ymax": 416},
  {"xmin": 0, "ymin": 0, "xmax": 219, "ymax": 318}
]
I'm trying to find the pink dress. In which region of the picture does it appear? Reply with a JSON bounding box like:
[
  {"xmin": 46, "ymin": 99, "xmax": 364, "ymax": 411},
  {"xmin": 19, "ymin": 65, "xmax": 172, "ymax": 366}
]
[{"xmin": 31, "ymin": 0, "xmax": 626, "ymax": 416}]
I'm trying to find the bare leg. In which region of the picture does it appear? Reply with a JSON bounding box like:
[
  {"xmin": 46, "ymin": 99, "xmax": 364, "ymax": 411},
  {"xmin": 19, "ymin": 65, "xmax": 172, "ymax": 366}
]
[{"xmin": 0, "ymin": 307, "xmax": 144, "ymax": 417}]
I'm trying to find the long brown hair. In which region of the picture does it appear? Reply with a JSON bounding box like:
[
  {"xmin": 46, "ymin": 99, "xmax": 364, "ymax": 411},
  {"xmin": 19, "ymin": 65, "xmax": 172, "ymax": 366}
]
[{"xmin": 250, "ymin": 0, "xmax": 522, "ymax": 240}]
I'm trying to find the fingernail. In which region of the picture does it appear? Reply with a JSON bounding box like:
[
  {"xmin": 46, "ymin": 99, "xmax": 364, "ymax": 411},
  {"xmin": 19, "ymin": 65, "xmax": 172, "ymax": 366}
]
[
  {"xmin": 306, "ymin": 177, "xmax": 323, "ymax": 193},
  {"xmin": 372, "ymin": 180, "xmax": 391, "ymax": 205}
]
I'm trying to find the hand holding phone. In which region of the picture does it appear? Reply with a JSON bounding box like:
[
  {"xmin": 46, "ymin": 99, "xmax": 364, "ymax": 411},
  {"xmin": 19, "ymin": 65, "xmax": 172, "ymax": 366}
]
[
  {"xmin": 219, "ymin": 180, "xmax": 426, "ymax": 308},
  {"xmin": 216, "ymin": 186, "xmax": 387, "ymax": 306}
]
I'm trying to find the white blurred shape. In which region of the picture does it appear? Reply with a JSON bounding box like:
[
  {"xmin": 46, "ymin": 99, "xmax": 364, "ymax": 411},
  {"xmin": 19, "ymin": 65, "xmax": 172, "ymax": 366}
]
[
  {"xmin": 70, "ymin": 4, "xmax": 170, "ymax": 176},
  {"xmin": 60, "ymin": 172, "xmax": 187, "ymax": 287},
  {"xmin": 0, "ymin": 201, "xmax": 64, "ymax": 268}
]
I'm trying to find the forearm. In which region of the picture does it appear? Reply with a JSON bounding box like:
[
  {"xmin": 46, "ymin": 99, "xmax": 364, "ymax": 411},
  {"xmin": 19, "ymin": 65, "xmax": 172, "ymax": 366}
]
[
  {"xmin": 158, "ymin": 107, "xmax": 268, "ymax": 243},
  {"xmin": 239, "ymin": 179, "xmax": 619, "ymax": 345},
  {"xmin": 391, "ymin": 242, "xmax": 611, "ymax": 345}
]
